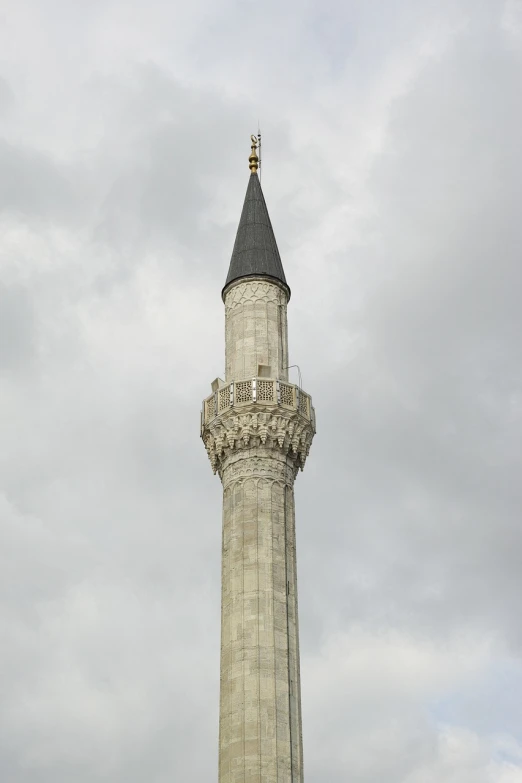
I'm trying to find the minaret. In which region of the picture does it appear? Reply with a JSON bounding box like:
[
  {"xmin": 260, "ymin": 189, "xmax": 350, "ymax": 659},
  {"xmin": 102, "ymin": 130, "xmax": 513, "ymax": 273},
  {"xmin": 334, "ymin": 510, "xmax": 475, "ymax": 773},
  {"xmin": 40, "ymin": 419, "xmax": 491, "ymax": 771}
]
[{"xmin": 202, "ymin": 137, "xmax": 316, "ymax": 782}]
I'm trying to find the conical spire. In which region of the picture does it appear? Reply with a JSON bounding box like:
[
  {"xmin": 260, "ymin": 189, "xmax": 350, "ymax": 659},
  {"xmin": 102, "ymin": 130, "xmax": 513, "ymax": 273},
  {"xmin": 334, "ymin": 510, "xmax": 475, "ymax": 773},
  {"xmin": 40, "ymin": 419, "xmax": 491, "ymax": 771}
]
[{"xmin": 222, "ymin": 140, "xmax": 290, "ymax": 300}]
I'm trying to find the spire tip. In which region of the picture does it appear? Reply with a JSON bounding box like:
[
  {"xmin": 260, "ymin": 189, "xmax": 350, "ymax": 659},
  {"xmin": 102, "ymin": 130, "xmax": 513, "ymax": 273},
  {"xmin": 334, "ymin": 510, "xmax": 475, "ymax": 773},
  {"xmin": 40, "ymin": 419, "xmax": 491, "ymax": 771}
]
[{"xmin": 249, "ymin": 134, "xmax": 259, "ymax": 174}]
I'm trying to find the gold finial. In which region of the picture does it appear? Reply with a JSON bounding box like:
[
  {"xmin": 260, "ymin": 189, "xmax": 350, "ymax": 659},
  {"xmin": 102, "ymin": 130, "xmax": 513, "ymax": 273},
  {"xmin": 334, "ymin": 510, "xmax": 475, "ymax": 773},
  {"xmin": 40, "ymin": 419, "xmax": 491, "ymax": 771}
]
[{"xmin": 249, "ymin": 134, "xmax": 259, "ymax": 174}]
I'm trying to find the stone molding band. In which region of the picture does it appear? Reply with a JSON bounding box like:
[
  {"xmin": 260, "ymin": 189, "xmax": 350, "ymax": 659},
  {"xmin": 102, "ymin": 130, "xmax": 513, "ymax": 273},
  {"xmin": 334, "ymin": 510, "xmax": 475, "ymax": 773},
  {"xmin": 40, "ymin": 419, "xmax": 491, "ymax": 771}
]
[
  {"xmin": 221, "ymin": 452, "xmax": 298, "ymax": 489},
  {"xmin": 224, "ymin": 278, "xmax": 288, "ymax": 311}
]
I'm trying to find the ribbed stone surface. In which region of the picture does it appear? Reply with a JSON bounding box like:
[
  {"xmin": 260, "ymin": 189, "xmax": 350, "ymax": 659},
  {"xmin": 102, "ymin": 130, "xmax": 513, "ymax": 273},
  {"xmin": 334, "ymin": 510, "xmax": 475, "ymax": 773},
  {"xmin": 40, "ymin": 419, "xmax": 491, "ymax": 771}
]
[
  {"xmin": 219, "ymin": 450, "xmax": 303, "ymax": 783},
  {"xmin": 211, "ymin": 276, "xmax": 307, "ymax": 783},
  {"xmin": 224, "ymin": 278, "xmax": 289, "ymax": 383}
]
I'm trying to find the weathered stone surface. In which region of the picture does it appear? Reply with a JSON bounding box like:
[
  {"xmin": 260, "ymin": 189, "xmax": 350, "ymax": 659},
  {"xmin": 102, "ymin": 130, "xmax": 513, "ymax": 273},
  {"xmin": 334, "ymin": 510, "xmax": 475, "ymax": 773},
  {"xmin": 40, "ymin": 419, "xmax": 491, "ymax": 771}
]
[
  {"xmin": 219, "ymin": 457, "xmax": 303, "ymax": 783},
  {"xmin": 202, "ymin": 277, "xmax": 314, "ymax": 783},
  {"xmin": 224, "ymin": 277, "xmax": 289, "ymax": 383}
]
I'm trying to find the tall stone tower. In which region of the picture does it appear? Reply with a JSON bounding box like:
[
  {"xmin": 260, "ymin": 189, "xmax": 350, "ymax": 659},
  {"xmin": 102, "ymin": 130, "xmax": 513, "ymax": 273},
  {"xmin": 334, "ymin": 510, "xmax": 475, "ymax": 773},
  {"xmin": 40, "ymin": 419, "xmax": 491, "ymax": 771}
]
[{"xmin": 201, "ymin": 137, "xmax": 315, "ymax": 782}]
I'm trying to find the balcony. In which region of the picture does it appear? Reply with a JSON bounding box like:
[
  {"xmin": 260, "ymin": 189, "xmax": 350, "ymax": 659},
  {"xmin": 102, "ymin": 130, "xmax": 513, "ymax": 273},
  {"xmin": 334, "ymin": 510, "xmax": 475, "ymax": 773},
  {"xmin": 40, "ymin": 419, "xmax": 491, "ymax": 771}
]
[{"xmin": 201, "ymin": 377, "xmax": 315, "ymax": 430}]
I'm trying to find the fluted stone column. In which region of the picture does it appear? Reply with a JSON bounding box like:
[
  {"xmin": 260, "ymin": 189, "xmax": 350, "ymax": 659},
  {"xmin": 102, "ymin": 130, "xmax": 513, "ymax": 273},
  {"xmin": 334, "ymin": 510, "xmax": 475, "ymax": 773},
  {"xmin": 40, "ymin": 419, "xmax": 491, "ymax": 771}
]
[
  {"xmin": 202, "ymin": 277, "xmax": 315, "ymax": 782},
  {"xmin": 220, "ymin": 450, "xmax": 302, "ymax": 783},
  {"xmin": 224, "ymin": 278, "xmax": 289, "ymax": 383}
]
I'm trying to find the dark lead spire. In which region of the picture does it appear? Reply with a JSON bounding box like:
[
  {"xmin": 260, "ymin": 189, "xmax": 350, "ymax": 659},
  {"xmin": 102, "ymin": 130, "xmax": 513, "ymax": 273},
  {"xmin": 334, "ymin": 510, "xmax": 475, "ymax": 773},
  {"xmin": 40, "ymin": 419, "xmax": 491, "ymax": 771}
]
[{"xmin": 222, "ymin": 137, "xmax": 290, "ymax": 300}]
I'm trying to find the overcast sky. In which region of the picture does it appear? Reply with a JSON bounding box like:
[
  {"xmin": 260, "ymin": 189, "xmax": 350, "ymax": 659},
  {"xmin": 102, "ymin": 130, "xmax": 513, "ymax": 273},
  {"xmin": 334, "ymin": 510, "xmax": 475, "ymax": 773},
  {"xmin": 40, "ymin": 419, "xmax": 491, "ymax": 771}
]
[{"xmin": 1, "ymin": 1, "xmax": 521, "ymax": 781}]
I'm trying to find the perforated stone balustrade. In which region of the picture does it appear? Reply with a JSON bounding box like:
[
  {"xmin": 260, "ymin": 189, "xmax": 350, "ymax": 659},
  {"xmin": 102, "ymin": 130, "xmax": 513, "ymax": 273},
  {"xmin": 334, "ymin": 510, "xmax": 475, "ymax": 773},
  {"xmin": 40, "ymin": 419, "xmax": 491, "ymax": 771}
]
[{"xmin": 201, "ymin": 378, "xmax": 315, "ymax": 430}]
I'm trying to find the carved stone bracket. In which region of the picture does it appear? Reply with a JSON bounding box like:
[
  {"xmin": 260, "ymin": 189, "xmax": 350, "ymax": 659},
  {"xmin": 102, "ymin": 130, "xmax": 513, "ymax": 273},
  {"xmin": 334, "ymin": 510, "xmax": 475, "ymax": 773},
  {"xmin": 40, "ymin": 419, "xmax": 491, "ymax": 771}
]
[{"xmin": 202, "ymin": 406, "xmax": 315, "ymax": 476}]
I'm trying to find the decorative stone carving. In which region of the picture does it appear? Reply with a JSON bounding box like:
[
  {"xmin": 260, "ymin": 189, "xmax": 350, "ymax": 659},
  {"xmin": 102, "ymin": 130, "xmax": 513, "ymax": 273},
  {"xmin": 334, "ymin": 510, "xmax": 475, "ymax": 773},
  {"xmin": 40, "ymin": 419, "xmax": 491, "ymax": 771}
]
[
  {"xmin": 202, "ymin": 377, "xmax": 314, "ymax": 426},
  {"xmin": 222, "ymin": 453, "xmax": 297, "ymax": 488},
  {"xmin": 224, "ymin": 278, "xmax": 287, "ymax": 311},
  {"xmin": 202, "ymin": 405, "xmax": 315, "ymax": 477}
]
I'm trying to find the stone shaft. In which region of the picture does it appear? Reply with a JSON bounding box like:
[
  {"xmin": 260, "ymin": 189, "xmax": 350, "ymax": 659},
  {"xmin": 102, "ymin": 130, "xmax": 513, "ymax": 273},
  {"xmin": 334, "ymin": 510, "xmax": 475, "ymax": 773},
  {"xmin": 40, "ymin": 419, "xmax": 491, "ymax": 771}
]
[
  {"xmin": 225, "ymin": 278, "xmax": 289, "ymax": 383},
  {"xmin": 203, "ymin": 277, "xmax": 314, "ymax": 782},
  {"xmin": 219, "ymin": 450, "xmax": 303, "ymax": 783}
]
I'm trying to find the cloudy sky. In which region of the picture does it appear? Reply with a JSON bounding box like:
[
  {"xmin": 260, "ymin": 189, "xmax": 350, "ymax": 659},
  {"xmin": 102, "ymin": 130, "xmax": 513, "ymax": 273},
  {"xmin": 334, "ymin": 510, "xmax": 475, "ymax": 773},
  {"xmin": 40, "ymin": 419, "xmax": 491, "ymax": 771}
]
[{"xmin": 1, "ymin": 0, "xmax": 521, "ymax": 780}]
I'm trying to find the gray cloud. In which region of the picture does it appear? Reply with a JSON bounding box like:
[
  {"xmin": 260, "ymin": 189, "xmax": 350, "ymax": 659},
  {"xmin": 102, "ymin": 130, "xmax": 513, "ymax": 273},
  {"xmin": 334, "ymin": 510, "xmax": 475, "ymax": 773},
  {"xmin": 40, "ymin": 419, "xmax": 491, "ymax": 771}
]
[
  {"xmin": 0, "ymin": 141, "xmax": 79, "ymax": 220},
  {"xmin": 0, "ymin": 1, "xmax": 521, "ymax": 781},
  {"xmin": 300, "ymin": 15, "xmax": 522, "ymax": 649},
  {"xmin": 0, "ymin": 284, "xmax": 36, "ymax": 372},
  {"xmin": 0, "ymin": 76, "xmax": 15, "ymax": 116}
]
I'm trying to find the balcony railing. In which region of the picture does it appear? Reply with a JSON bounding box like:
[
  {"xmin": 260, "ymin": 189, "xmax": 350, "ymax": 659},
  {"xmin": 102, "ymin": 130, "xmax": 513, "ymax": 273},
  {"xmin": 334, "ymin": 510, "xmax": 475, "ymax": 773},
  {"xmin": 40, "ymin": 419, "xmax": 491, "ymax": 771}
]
[{"xmin": 202, "ymin": 377, "xmax": 315, "ymax": 427}]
